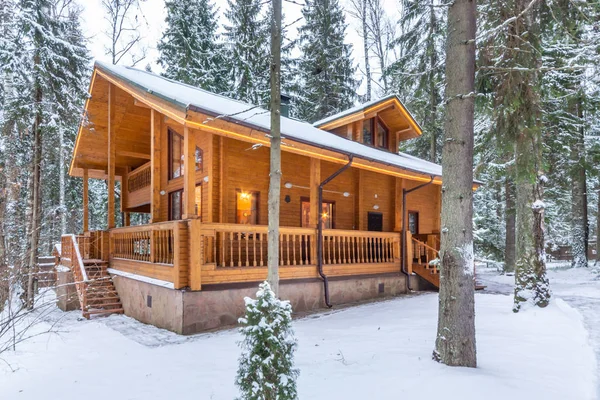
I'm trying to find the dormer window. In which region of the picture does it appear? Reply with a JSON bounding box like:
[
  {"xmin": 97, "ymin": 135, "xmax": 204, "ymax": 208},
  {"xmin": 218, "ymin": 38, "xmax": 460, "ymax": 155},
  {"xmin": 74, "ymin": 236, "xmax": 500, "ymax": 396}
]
[{"xmin": 362, "ymin": 117, "xmax": 389, "ymax": 150}]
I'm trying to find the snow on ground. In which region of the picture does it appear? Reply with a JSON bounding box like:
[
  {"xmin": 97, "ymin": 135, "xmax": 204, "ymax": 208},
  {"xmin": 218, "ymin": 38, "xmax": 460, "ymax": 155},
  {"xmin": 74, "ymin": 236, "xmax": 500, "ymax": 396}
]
[
  {"xmin": 1, "ymin": 269, "xmax": 598, "ymax": 400},
  {"xmin": 478, "ymin": 261, "xmax": 600, "ymax": 399}
]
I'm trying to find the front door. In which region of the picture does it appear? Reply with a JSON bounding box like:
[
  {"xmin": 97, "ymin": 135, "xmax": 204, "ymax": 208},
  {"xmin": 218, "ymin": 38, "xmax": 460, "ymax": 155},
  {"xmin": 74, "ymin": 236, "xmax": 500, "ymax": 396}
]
[{"xmin": 367, "ymin": 212, "xmax": 383, "ymax": 232}]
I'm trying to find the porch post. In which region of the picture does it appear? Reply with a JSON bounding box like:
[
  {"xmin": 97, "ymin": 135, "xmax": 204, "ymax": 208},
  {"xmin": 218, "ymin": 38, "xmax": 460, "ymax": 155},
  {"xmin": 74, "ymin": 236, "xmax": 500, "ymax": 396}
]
[
  {"xmin": 121, "ymin": 167, "xmax": 129, "ymax": 226},
  {"xmin": 83, "ymin": 168, "xmax": 89, "ymax": 232},
  {"xmin": 394, "ymin": 178, "xmax": 404, "ymax": 231},
  {"xmin": 183, "ymin": 125, "xmax": 196, "ymax": 219},
  {"xmin": 150, "ymin": 109, "xmax": 162, "ymax": 222},
  {"xmin": 107, "ymin": 83, "xmax": 116, "ymax": 229},
  {"xmin": 309, "ymin": 158, "xmax": 320, "ymax": 228}
]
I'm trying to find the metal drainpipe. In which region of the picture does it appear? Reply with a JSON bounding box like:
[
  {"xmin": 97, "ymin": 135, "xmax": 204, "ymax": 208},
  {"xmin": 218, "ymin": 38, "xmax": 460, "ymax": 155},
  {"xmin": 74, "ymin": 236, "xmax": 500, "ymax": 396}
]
[
  {"xmin": 401, "ymin": 176, "xmax": 435, "ymax": 291},
  {"xmin": 317, "ymin": 156, "xmax": 354, "ymax": 308}
]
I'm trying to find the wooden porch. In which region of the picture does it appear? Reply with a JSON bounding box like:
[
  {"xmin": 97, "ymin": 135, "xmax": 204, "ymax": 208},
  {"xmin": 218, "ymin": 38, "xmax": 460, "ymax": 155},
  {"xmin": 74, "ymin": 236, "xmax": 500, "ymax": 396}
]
[{"xmin": 59, "ymin": 221, "xmax": 442, "ymax": 293}]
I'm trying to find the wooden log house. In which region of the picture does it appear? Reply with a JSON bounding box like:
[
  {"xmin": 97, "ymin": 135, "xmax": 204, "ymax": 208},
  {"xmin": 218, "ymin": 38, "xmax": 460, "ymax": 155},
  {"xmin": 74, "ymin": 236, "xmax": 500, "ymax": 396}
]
[{"xmin": 58, "ymin": 62, "xmax": 476, "ymax": 333}]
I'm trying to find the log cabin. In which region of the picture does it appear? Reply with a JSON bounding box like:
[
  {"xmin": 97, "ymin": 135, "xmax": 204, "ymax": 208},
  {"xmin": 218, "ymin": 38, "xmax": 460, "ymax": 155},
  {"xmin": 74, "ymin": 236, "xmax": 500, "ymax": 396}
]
[{"xmin": 57, "ymin": 61, "xmax": 476, "ymax": 334}]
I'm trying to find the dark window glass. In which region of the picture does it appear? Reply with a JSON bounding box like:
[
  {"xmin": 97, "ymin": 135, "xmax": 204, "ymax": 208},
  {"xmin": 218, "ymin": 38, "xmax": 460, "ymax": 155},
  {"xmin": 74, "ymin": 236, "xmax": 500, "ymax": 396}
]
[
  {"xmin": 194, "ymin": 184, "xmax": 202, "ymax": 217},
  {"xmin": 169, "ymin": 190, "xmax": 183, "ymax": 221},
  {"xmin": 169, "ymin": 129, "xmax": 184, "ymax": 179},
  {"xmin": 195, "ymin": 147, "xmax": 203, "ymax": 172},
  {"xmin": 236, "ymin": 191, "xmax": 259, "ymax": 225},
  {"xmin": 408, "ymin": 211, "xmax": 419, "ymax": 234},
  {"xmin": 362, "ymin": 119, "xmax": 373, "ymax": 145},
  {"xmin": 376, "ymin": 120, "xmax": 388, "ymax": 149}
]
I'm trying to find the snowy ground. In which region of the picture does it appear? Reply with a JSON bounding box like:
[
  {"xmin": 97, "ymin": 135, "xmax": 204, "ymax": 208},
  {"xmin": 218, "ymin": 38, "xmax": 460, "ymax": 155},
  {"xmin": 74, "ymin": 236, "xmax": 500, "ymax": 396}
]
[{"xmin": 1, "ymin": 266, "xmax": 598, "ymax": 400}]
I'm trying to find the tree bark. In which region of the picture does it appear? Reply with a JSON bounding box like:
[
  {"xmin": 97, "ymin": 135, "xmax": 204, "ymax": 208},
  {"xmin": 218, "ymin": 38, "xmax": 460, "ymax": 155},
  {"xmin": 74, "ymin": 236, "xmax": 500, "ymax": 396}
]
[
  {"xmin": 429, "ymin": 0, "xmax": 437, "ymax": 162},
  {"xmin": 570, "ymin": 97, "xmax": 587, "ymax": 268},
  {"xmin": 433, "ymin": 0, "xmax": 477, "ymax": 368},
  {"xmin": 512, "ymin": 0, "xmax": 550, "ymax": 312},
  {"xmin": 596, "ymin": 190, "xmax": 600, "ymax": 267},
  {"xmin": 362, "ymin": 0, "xmax": 371, "ymax": 101},
  {"xmin": 267, "ymin": 0, "xmax": 282, "ymax": 296},
  {"xmin": 504, "ymin": 174, "xmax": 516, "ymax": 272}
]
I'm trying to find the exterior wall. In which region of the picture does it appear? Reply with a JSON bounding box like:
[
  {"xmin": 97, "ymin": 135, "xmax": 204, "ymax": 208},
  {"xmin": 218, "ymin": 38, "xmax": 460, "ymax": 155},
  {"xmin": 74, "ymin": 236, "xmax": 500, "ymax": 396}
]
[
  {"xmin": 405, "ymin": 181, "xmax": 441, "ymax": 234},
  {"xmin": 112, "ymin": 272, "xmax": 427, "ymax": 335}
]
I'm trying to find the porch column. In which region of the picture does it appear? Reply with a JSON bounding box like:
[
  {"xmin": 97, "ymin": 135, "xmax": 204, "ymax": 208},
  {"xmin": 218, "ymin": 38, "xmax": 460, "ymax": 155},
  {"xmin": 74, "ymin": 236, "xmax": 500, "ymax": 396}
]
[
  {"xmin": 107, "ymin": 83, "xmax": 116, "ymax": 229},
  {"xmin": 150, "ymin": 109, "xmax": 162, "ymax": 222},
  {"xmin": 309, "ymin": 158, "xmax": 320, "ymax": 228},
  {"xmin": 394, "ymin": 178, "xmax": 404, "ymax": 232},
  {"xmin": 121, "ymin": 167, "xmax": 129, "ymax": 226},
  {"xmin": 183, "ymin": 126, "xmax": 196, "ymax": 219},
  {"xmin": 83, "ymin": 168, "xmax": 89, "ymax": 232}
]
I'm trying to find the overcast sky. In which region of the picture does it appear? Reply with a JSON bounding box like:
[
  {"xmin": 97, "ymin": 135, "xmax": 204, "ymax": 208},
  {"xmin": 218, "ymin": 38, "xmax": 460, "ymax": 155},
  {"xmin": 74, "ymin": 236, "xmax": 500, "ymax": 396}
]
[{"xmin": 77, "ymin": 0, "xmax": 402, "ymax": 98}]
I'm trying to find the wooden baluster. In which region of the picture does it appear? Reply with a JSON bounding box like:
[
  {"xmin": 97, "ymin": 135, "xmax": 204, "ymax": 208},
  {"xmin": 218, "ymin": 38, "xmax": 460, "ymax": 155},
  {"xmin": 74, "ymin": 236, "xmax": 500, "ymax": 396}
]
[
  {"xmin": 258, "ymin": 233, "xmax": 263, "ymax": 267},
  {"xmin": 286, "ymin": 234, "xmax": 291, "ymax": 266},
  {"xmin": 279, "ymin": 233, "xmax": 283, "ymax": 266},
  {"xmin": 220, "ymin": 232, "xmax": 225, "ymax": 267},
  {"xmin": 252, "ymin": 232, "xmax": 257, "ymax": 267},
  {"xmin": 292, "ymin": 234, "xmax": 297, "ymax": 266},
  {"xmin": 228, "ymin": 232, "xmax": 233, "ymax": 267},
  {"xmin": 245, "ymin": 232, "xmax": 249, "ymax": 267}
]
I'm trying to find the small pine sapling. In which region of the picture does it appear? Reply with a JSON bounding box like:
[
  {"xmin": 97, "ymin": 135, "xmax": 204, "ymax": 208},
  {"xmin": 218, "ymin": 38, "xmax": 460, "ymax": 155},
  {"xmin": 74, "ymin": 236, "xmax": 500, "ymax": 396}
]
[{"xmin": 236, "ymin": 281, "xmax": 299, "ymax": 400}]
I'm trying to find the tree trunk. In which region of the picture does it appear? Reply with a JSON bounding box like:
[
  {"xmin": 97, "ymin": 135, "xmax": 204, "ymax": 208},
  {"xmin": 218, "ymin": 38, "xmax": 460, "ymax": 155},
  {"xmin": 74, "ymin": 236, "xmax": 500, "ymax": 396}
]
[
  {"xmin": 433, "ymin": 0, "xmax": 477, "ymax": 368},
  {"xmin": 27, "ymin": 89, "xmax": 42, "ymax": 310},
  {"xmin": 512, "ymin": 0, "xmax": 550, "ymax": 312},
  {"xmin": 267, "ymin": 0, "xmax": 282, "ymax": 296},
  {"xmin": 596, "ymin": 190, "xmax": 600, "ymax": 267},
  {"xmin": 570, "ymin": 97, "xmax": 587, "ymax": 268},
  {"xmin": 429, "ymin": 0, "xmax": 437, "ymax": 162},
  {"xmin": 362, "ymin": 0, "xmax": 371, "ymax": 101},
  {"xmin": 59, "ymin": 127, "xmax": 66, "ymax": 235},
  {"xmin": 504, "ymin": 175, "xmax": 516, "ymax": 272}
]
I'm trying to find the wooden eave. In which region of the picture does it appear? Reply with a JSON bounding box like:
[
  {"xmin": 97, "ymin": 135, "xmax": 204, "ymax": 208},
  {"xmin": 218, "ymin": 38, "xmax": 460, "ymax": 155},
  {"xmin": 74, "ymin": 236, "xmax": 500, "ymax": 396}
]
[{"xmin": 314, "ymin": 97, "xmax": 423, "ymax": 141}]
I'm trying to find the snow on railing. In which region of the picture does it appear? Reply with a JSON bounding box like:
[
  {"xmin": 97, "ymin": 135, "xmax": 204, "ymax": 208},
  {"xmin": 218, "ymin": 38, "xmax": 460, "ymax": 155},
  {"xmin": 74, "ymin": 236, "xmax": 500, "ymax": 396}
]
[{"xmin": 66, "ymin": 234, "xmax": 89, "ymax": 282}]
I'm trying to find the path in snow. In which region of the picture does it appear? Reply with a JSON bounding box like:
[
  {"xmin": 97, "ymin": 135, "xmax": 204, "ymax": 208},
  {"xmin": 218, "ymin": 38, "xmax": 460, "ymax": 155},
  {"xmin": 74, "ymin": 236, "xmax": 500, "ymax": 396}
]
[{"xmin": 477, "ymin": 262, "xmax": 600, "ymax": 398}]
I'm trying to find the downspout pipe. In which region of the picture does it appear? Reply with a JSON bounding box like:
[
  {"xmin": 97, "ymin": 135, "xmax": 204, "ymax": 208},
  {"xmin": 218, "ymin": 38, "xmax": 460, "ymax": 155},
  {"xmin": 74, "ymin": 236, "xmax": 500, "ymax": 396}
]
[
  {"xmin": 318, "ymin": 155, "xmax": 354, "ymax": 308},
  {"xmin": 401, "ymin": 175, "xmax": 435, "ymax": 291}
]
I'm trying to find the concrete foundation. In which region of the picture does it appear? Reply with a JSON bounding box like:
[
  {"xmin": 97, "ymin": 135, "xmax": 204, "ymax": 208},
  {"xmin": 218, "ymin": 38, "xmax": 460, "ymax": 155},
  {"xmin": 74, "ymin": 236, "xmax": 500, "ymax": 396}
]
[
  {"xmin": 56, "ymin": 268, "xmax": 80, "ymax": 312},
  {"xmin": 112, "ymin": 273, "xmax": 430, "ymax": 335}
]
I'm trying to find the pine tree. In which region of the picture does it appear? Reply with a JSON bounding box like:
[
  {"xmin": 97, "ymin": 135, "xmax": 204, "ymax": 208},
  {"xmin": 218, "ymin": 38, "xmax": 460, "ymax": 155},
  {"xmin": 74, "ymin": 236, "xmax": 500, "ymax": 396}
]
[
  {"xmin": 157, "ymin": 0, "xmax": 227, "ymax": 94},
  {"xmin": 433, "ymin": 0, "xmax": 477, "ymax": 367},
  {"xmin": 387, "ymin": 0, "xmax": 445, "ymax": 162},
  {"xmin": 223, "ymin": 0, "xmax": 271, "ymax": 106},
  {"xmin": 236, "ymin": 281, "xmax": 299, "ymax": 400},
  {"xmin": 295, "ymin": 0, "xmax": 357, "ymax": 123}
]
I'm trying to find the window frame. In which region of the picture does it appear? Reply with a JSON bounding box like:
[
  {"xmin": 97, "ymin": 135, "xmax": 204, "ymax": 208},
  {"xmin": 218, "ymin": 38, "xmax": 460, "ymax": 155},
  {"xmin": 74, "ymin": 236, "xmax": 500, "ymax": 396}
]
[
  {"xmin": 300, "ymin": 197, "xmax": 336, "ymax": 229},
  {"xmin": 168, "ymin": 189, "xmax": 183, "ymax": 221},
  {"xmin": 362, "ymin": 117, "xmax": 390, "ymax": 150},
  {"xmin": 168, "ymin": 128, "xmax": 184, "ymax": 180},
  {"xmin": 408, "ymin": 210, "xmax": 419, "ymax": 235}
]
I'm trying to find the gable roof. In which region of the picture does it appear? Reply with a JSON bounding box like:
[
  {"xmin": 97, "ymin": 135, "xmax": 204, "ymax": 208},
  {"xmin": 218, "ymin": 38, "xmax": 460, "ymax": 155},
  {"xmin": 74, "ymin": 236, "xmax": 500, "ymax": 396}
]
[
  {"xmin": 90, "ymin": 61, "xmax": 445, "ymax": 181},
  {"xmin": 312, "ymin": 94, "xmax": 423, "ymax": 136}
]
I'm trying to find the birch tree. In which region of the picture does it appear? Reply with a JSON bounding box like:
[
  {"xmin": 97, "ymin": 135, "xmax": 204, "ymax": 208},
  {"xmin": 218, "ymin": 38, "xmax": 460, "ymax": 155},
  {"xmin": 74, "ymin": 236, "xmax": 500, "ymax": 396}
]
[
  {"xmin": 433, "ymin": 0, "xmax": 477, "ymax": 367},
  {"xmin": 102, "ymin": 0, "xmax": 147, "ymax": 66}
]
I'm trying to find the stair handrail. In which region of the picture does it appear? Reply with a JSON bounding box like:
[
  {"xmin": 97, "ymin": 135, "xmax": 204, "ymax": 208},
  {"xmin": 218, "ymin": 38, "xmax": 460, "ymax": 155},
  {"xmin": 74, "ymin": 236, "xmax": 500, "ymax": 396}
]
[
  {"xmin": 411, "ymin": 237, "xmax": 440, "ymax": 266},
  {"xmin": 69, "ymin": 234, "xmax": 89, "ymax": 282},
  {"xmin": 411, "ymin": 237, "xmax": 439, "ymax": 255}
]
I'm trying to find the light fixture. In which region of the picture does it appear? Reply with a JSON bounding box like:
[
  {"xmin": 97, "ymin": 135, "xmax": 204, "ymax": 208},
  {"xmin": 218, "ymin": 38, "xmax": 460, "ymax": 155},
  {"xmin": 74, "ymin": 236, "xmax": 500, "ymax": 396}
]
[
  {"xmin": 373, "ymin": 205, "xmax": 380, "ymax": 210},
  {"xmin": 374, "ymin": 194, "xmax": 378, "ymax": 199},
  {"xmin": 240, "ymin": 192, "xmax": 250, "ymax": 200},
  {"xmin": 284, "ymin": 182, "xmax": 293, "ymax": 189},
  {"xmin": 203, "ymin": 176, "xmax": 209, "ymax": 182},
  {"xmin": 159, "ymin": 190, "xmax": 166, "ymax": 196},
  {"xmin": 343, "ymin": 192, "xmax": 350, "ymax": 197}
]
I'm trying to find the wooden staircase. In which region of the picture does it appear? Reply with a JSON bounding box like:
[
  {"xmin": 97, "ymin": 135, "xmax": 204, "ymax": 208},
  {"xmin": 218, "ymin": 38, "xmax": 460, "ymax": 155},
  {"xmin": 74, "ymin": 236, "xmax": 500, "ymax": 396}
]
[
  {"xmin": 412, "ymin": 261, "xmax": 440, "ymax": 288},
  {"xmin": 81, "ymin": 259, "xmax": 124, "ymax": 319},
  {"xmin": 60, "ymin": 234, "xmax": 124, "ymax": 319}
]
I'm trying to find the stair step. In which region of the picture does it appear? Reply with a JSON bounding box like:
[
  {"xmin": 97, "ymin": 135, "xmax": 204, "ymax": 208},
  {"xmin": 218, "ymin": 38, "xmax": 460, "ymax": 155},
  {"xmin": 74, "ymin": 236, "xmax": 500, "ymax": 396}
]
[
  {"xmin": 86, "ymin": 302, "xmax": 122, "ymax": 309},
  {"xmin": 84, "ymin": 308, "xmax": 124, "ymax": 318},
  {"xmin": 86, "ymin": 295, "xmax": 120, "ymax": 301}
]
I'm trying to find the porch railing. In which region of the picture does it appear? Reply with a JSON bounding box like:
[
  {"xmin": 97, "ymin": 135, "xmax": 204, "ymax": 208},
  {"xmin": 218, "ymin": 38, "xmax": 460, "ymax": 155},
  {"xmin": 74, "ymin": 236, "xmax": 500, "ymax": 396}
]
[
  {"xmin": 322, "ymin": 229, "xmax": 400, "ymax": 265},
  {"xmin": 127, "ymin": 162, "xmax": 151, "ymax": 193},
  {"xmin": 109, "ymin": 221, "xmax": 188, "ymax": 287}
]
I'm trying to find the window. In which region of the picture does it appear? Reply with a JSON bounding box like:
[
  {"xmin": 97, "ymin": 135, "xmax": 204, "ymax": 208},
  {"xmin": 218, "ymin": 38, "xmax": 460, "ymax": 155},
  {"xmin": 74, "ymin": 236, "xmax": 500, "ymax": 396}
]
[
  {"xmin": 236, "ymin": 190, "xmax": 259, "ymax": 225},
  {"xmin": 376, "ymin": 119, "xmax": 388, "ymax": 149},
  {"xmin": 195, "ymin": 147, "xmax": 203, "ymax": 172},
  {"xmin": 170, "ymin": 129, "xmax": 203, "ymax": 179},
  {"xmin": 301, "ymin": 199, "xmax": 335, "ymax": 229},
  {"xmin": 362, "ymin": 119, "xmax": 373, "ymax": 145},
  {"xmin": 194, "ymin": 184, "xmax": 202, "ymax": 218},
  {"xmin": 169, "ymin": 190, "xmax": 183, "ymax": 221},
  {"xmin": 408, "ymin": 211, "xmax": 419, "ymax": 234},
  {"xmin": 362, "ymin": 118, "xmax": 389, "ymax": 150},
  {"xmin": 169, "ymin": 129, "xmax": 184, "ymax": 179}
]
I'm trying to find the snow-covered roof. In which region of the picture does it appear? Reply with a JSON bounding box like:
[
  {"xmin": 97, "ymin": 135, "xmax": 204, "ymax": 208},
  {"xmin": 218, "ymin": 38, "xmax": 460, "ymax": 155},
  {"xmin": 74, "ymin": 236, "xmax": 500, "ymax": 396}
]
[
  {"xmin": 312, "ymin": 94, "xmax": 422, "ymax": 134},
  {"xmin": 95, "ymin": 61, "xmax": 444, "ymax": 179}
]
